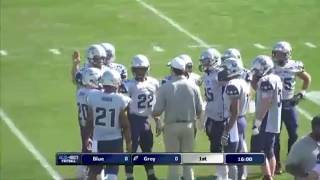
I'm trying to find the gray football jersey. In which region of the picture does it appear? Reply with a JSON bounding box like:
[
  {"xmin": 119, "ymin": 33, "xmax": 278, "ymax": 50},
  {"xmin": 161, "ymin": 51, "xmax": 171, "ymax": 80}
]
[{"xmin": 256, "ymin": 73, "xmax": 283, "ymax": 133}]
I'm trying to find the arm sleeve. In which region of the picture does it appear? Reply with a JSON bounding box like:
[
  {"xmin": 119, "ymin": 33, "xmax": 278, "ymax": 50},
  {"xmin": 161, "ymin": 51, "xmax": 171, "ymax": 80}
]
[
  {"xmin": 259, "ymin": 80, "xmax": 275, "ymax": 98},
  {"xmin": 225, "ymin": 84, "xmax": 241, "ymax": 99}
]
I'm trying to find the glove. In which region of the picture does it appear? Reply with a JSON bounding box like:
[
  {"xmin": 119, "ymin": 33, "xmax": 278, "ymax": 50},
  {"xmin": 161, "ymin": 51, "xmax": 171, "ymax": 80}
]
[
  {"xmin": 221, "ymin": 130, "xmax": 229, "ymax": 146},
  {"xmin": 252, "ymin": 119, "xmax": 262, "ymax": 136},
  {"xmin": 290, "ymin": 90, "xmax": 306, "ymax": 106},
  {"xmin": 252, "ymin": 127, "xmax": 260, "ymax": 136}
]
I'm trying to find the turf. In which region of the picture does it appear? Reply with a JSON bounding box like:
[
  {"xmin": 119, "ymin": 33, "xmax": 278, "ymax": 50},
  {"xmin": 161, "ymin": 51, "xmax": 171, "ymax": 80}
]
[{"xmin": 1, "ymin": 0, "xmax": 319, "ymax": 179}]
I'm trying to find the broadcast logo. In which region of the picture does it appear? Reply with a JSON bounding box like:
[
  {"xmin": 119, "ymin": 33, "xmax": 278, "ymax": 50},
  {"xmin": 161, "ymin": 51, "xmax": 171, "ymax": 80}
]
[{"xmin": 58, "ymin": 154, "xmax": 80, "ymax": 164}]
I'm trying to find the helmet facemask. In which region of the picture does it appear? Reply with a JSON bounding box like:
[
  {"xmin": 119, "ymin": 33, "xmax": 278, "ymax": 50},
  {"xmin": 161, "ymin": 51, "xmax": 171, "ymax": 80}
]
[
  {"xmin": 89, "ymin": 55, "xmax": 104, "ymax": 69},
  {"xmin": 104, "ymin": 50, "xmax": 115, "ymax": 65},
  {"xmin": 185, "ymin": 63, "xmax": 193, "ymax": 73},
  {"xmin": 272, "ymin": 50, "xmax": 290, "ymax": 66},
  {"xmin": 200, "ymin": 58, "xmax": 218, "ymax": 73},
  {"xmin": 132, "ymin": 67, "xmax": 149, "ymax": 82}
]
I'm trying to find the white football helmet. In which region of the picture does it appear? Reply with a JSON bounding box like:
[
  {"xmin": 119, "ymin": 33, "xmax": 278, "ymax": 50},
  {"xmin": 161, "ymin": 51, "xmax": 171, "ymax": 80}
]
[
  {"xmin": 222, "ymin": 48, "xmax": 243, "ymax": 67},
  {"xmin": 179, "ymin": 54, "xmax": 193, "ymax": 72},
  {"xmin": 251, "ymin": 55, "xmax": 274, "ymax": 77},
  {"xmin": 199, "ymin": 48, "xmax": 221, "ymax": 72},
  {"xmin": 100, "ymin": 42, "xmax": 116, "ymax": 64},
  {"xmin": 272, "ymin": 41, "xmax": 292, "ymax": 66},
  {"xmin": 131, "ymin": 54, "xmax": 150, "ymax": 81},
  {"xmin": 87, "ymin": 44, "xmax": 106, "ymax": 68},
  {"xmin": 101, "ymin": 69, "xmax": 121, "ymax": 87},
  {"xmin": 219, "ymin": 58, "xmax": 243, "ymax": 81},
  {"xmin": 82, "ymin": 67, "xmax": 102, "ymax": 88}
]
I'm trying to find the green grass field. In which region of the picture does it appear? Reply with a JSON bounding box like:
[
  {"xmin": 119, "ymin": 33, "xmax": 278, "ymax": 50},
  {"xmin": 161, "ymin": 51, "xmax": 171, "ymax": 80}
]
[{"xmin": 1, "ymin": 0, "xmax": 319, "ymax": 179}]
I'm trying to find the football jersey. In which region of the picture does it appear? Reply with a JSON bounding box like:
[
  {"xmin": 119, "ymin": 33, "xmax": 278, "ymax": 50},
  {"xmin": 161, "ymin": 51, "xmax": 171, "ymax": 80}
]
[
  {"xmin": 125, "ymin": 77, "xmax": 160, "ymax": 117},
  {"xmin": 273, "ymin": 60, "xmax": 304, "ymax": 100},
  {"xmin": 87, "ymin": 91, "xmax": 131, "ymax": 141},
  {"xmin": 203, "ymin": 70, "xmax": 224, "ymax": 121},
  {"xmin": 76, "ymin": 88, "xmax": 100, "ymax": 127},
  {"xmin": 256, "ymin": 73, "xmax": 283, "ymax": 133},
  {"xmin": 223, "ymin": 78, "xmax": 250, "ymax": 118}
]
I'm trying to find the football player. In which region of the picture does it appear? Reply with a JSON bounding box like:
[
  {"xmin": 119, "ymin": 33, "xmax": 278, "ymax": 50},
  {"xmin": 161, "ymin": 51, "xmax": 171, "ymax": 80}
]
[
  {"xmin": 71, "ymin": 44, "xmax": 107, "ymax": 88},
  {"xmin": 222, "ymin": 48, "xmax": 251, "ymax": 179},
  {"xmin": 250, "ymin": 55, "xmax": 283, "ymax": 179},
  {"xmin": 219, "ymin": 58, "xmax": 250, "ymax": 180},
  {"xmin": 86, "ymin": 69, "xmax": 132, "ymax": 180},
  {"xmin": 199, "ymin": 48, "xmax": 227, "ymax": 179},
  {"xmin": 123, "ymin": 55, "xmax": 159, "ymax": 180},
  {"xmin": 100, "ymin": 42, "xmax": 128, "ymax": 81},
  {"xmin": 76, "ymin": 67, "xmax": 102, "ymax": 179},
  {"xmin": 222, "ymin": 48, "xmax": 252, "ymax": 82},
  {"xmin": 272, "ymin": 41, "xmax": 312, "ymax": 174}
]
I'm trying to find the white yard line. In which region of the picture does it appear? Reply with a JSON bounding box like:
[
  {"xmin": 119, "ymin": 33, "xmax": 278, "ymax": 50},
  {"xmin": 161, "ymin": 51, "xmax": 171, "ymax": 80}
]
[
  {"xmin": 0, "ymin": 108, "xmax": 62, "ymax": 180},
  {"xmin": 305, "ymin": 91, "xmax": 320, "ymax": 106},
  {"xmin": 304, "ymin": 42, "xmax": 317, "ymax": 48},
  {"xmin": 152, "ymin": 45, "xmax": 165, "ymax": 52},
  {"xmin": 135, "ymin": 0, "xmax": 314, "ymax": 121},
  {"xmin": 188, "ymin": 44, "xmax": 216, "ymax": 48},
  {"xmin": 136, "ymin": 0, "xmax": 210, "ymax": 48},
  {"xmin": 49, "ymin": 49, "xmax": 61, "ymax": 55},
  {"xmin": 0, "ymin": 50, "xmax": 8, "ymax": 56},
  {"xmin": 296, "ymin": 106, "xmax": 313, "ymax": 121},
  {"xmin": 253, "ymin": 43, "xmax": 267, "ymax": 49}
]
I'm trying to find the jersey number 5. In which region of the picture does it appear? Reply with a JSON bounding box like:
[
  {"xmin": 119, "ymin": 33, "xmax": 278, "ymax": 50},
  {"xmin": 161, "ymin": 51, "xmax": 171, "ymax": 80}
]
[
  {"xmin": 205, "ymin": 88, "xmax": 214, "ymax": 102},
  {"xmin": 95, "ymin": 107, "xmax": 115, "ymax": 127}
]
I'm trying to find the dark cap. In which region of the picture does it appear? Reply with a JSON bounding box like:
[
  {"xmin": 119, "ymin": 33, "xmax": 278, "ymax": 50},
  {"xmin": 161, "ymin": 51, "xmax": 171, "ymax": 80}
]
[{"xmin": 311, "ymin": 115, "xmax": 320, "ymax": 130}]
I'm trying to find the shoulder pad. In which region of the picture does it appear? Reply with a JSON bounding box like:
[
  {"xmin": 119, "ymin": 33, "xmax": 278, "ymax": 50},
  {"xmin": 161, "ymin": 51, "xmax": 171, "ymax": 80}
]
[
  {"xmin": 226, "ymin": 84, "xmax": 240, "ymax": 96},
  {"xmin": 260, "ymin": 80, "xmax": 274, "ymax": 91},
  {"xmin": 295, "ymin": 60, "xmax": 304, "ymax": 72}
]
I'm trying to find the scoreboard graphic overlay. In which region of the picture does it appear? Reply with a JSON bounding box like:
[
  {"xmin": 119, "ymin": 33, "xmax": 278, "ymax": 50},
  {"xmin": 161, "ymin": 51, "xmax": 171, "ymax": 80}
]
[{"xmin": 56, "ymin": 153, "xmax": 265, "ymax": 165}]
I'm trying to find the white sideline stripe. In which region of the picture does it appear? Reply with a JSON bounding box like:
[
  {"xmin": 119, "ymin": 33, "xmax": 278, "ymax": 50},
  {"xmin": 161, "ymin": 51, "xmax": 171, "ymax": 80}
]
[
  {"xmin": 253, "ymin": 43, "xmax": 267, "ymax": 49},
  {"xmin": 136, "ymin": 0, "xmax": 210, "ymax": 48},
  {"xmin": 0, "ymin": 109, "xmax": 63, "ymax": 180},
  {"xmin": 135, "ymin": 0, "xmax": 314, "ymax": 122},
  {"xmin": 305, "ymin": 91, "xmax": 320, "ymax": 106},
  {"xmin": 304, "ymin": 42, "xmax": 317, "ymax": 48},
  {"xmin": 0, "ymin": 50, "xmax": 8, "ymax": 56},
  {"xmin": 49, "ymin": 49, "xmax": 61, "ymax": 55},
  {"xmin": 152, "ymin": 45, "xmax": 165, "ymax": 52},
  {"xmin": 296, "ymin": 106, "xmax": 313, "ymax": 121}
]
